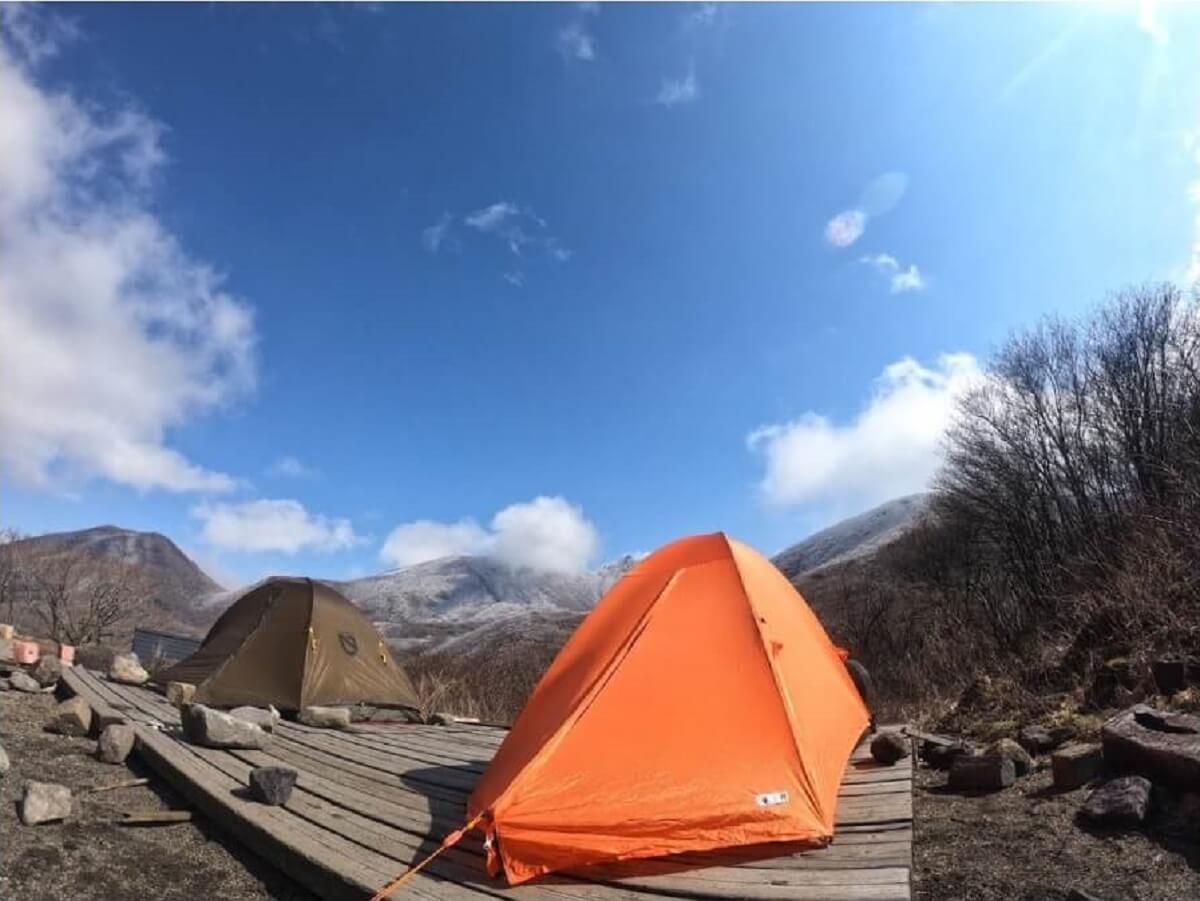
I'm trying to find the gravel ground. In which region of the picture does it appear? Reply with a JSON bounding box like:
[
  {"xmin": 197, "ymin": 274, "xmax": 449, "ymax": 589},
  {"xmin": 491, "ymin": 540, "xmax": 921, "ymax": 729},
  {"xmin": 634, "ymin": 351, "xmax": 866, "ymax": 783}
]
[
  {"xmin": 913, "ymin": 755, "xmax": 1200, "ymax": 901},
  {"xmin": 0, "ymin": 689, "xmax": 314, "ymax": 901}
]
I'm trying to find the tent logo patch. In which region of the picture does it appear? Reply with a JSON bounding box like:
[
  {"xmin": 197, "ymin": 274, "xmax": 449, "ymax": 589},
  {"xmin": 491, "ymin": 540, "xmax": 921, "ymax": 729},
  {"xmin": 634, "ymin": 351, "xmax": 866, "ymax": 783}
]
[
  {"xmin": 755, "ymin": 791, "xmax": 789, "ymax": 808},
  {"xmin": 338, "ymin": 632, "xmax": 359, "ymax": 656}
]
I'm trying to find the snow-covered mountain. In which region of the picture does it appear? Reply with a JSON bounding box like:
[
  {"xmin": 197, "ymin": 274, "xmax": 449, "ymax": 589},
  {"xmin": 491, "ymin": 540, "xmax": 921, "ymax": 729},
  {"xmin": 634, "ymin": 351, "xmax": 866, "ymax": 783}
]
[{"xmin": 772, "ymin": 494, "xmax": 929, "ymax": 581}]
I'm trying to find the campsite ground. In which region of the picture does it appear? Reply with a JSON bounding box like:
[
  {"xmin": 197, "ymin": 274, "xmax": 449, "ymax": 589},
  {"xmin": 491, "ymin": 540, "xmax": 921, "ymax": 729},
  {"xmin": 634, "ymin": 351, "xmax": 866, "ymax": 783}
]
[
  {"xmin": 0, "ymin": 691, "xmax": 313, "ymax": 901},
  {"xmin": 912, "ymin": 762, "xmax": 1200, "ymax": 901}
]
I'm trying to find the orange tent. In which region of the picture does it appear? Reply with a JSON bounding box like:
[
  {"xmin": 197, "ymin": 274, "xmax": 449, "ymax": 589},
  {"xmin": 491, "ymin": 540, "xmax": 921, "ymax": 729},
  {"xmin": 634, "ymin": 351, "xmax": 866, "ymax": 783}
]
[{"xmin": 467, "ymin": 532, "xmax": 869, "ymax": 884}]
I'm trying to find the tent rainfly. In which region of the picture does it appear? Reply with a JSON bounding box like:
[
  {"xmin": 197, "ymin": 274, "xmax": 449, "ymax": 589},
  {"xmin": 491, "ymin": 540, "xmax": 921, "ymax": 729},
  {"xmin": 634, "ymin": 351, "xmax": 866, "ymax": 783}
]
[
  {"xmin": 466, "ymin": 532, "xmax": 869, "ymax": 884},
  {"xmin": 157, "ymin": 577, "xmax": 418, "ymax": 712}
]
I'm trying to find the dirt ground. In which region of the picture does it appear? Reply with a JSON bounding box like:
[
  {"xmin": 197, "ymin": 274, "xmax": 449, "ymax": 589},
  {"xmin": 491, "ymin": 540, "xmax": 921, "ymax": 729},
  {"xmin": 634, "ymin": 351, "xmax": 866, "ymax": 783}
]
[
  {"xmin": 913, "ymin": 756, "xmax": 1200, "ymax": 901},
  {"xmin": 0, "ymin": 689, "xmax": 313, "ymax": 901}
]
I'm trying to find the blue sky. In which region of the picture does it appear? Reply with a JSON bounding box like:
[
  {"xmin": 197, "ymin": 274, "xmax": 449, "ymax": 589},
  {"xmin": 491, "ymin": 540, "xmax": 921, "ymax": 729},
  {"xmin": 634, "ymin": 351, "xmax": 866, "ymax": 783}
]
[{"xmin": 3, "ymin": 2, "xmax": 1199, "ymax": 586}]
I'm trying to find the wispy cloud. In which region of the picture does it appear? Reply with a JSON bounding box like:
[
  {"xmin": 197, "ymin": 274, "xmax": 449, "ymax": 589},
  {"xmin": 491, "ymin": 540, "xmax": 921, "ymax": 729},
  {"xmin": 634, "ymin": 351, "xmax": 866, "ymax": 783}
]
[
  {"xmin": 502, "ymin": 270, "xmax": 526, "ymax": 287},
  {"xmin": 556, "ymin": 22, "xmax": 596, "ymax": 61},
  {"xmin": 859, "ymin": 253, "xmax": 927, "ymax": 294},
  {"xmin": 267, "ymin": 456, "xmax": 317, "ymax": 479},
  {"xmin": 683, "ymin": 3, "xmax": 719, "ymax": 31},
  {"xmin": 824, "ymin": 172, "xmax": 909, "ymax": 248},
  {"xmin": 421, "ymin": 212, "xmax": 459, "ymax": 253},
  {"xmin": 656, "ymin": 67, "xmax": 699, "ymax": 107}
]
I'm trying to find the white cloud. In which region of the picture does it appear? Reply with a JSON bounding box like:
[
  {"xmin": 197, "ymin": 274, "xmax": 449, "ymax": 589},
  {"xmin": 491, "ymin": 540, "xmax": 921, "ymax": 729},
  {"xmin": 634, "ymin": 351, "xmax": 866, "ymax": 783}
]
[
  {"xmin": 192, "ymin": 499, "xmax": 360, "ymax": 555},
  {"xmin": 748, "ymin": 354, "xmax": 981, "ymax": 515},
  {"xmin": 824, "ymin": 210, "xmax": 865, "ymax": 247},
  {"xmin": 502, "ymin": 270, "xmax": 526, "ymax": 287},
  {"xmin": 267, "ymin": 456, "xmax": 316, "ymax": 479},
  {"xmin": 465, "ymin": 201, "xmax": 520, "ymax": 233},
  {"xmin": 656, "ymin": 70, "xmax": 699, "ymax": 107},
  {"xmin": 459, "ymin": 201, "xmax": 571, "ymax": 282},
  {"xmin": 380, "ymin": 495, "xmax": 599, "ymax": 573},
  {"xmin": 0, "ymin": 5, "xmax": 79, "ymax": 65},
  {"xmin": 859, "ymin": 253, "xmax": 927, "ymax": 294},
  {"xmin": 556, "ymin": 23, "xmax": 595, "ymax": 61},
  {"xmin": 421, "ymin": 211, "xmax": 458, "ymax": 253},
  {"xmin": 0, "ymin": 13, "xmax": 256, "ymax": 495},
  {"xmin": 683, "ymin": 3, "xmax": 719, "ymax": 30}
]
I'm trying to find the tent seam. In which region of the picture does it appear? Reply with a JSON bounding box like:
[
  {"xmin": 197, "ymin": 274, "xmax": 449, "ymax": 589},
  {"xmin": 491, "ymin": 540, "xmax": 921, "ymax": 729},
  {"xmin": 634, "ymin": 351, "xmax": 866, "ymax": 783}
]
[{"xmin": 723, "ymin": 535, "xmax": 826, "ymax": 832}]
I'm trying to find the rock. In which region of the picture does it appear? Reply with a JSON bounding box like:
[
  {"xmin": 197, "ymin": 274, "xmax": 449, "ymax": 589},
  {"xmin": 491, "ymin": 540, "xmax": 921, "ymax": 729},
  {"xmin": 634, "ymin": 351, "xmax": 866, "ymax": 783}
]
[
  {"xmin": 1101, "ymin": 704, "xmax": 1200, "ymax": 790},
  {"xmin": 1017, "ymin": 726, "xmax": 1059, "ymax": 756},
  {"xmin": 248, "ymin": 766, "xmax": 297, "ymax": 806},
  {"xmin": 1087, "ymin": 658, "xmax": 1138, "ymax": 709},
  {"xmin": 948, "ymin": 754, "xmax": 1015, "ymax": 791},
  {"xmin": 97, "ymin": 724, "xmax": 135, "ymax": 764},
  {"xmin": 165, "ymin": 681, "xmax": 196, "ymax": 708},
  {"xmin": 20, "ymin": 781, "xmax": 71, "ymax": 824},
  {"xmin": 1153, "ymin": 660, "xmax": 1188, "ymax": 696},
  {"xmin": 180, "ymin": 704, "xmax": 268, "ymax": 750},
  {"xmin": 297, "ymin": 706, "xmax": 350, "ymax": 730},
  {"xmin": 47, "ymin": 697, "xmax": 92, "ymax": 737},
  {"xmin": 230, "ymin": 706, "xmax": 280, "ymax": 732},
  {"xmin": 10, "ymin": 671, "xmax": 40, "ymax": 693},
  {"xmin": 922, "ymin": 740, "xmax": 972, "ymax": 770},
  {"xmin": 348, "ymin": 704, "xmax": 377, "ymax": 723},
  {"xmin": 109, "ymin": 652, "xmax": 149, "ymax": 685},
  {"xmin": 870, "ymin": 731, "xmax": 909, "ymax": 765},
  {"xmin": 1078, "ymin": 775, "xmax": 1152, "ymax": 828},
  {"xmin": 0, "ymin": 678, "xmax": 10, "ymax": 691},
  {"xmin": 0, "ymin": 743, "xmax": 8, "ymax": 776},
  {"xmin": 987, "ymin": 737, "xmax": 1034, "ymax": 777},
  {"xmin": 1052, "ymin": 743, "xmax": 1105, "ymax": 790},
  {"xmin": 30, "ymin": 655, "xmax": 62, "ymax": 687},
  {"xmin": 94, "ymin": 710, "xmax": 127, "ymax": 733}
]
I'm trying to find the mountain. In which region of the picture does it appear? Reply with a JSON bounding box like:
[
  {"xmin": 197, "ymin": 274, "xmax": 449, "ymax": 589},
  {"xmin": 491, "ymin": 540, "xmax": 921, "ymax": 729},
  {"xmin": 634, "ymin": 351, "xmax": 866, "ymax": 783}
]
[
  {"xmin": 332, "ymin": 554, "xmax": 638, "ymax": 653},
  {"xmin": 772, "ymin": 494, "xmax": 929, "ymax": 581}
]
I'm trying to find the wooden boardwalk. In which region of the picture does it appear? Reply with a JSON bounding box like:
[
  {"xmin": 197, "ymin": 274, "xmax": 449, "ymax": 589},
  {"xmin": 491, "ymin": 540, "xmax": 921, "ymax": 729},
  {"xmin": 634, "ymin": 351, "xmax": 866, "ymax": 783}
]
[{"xmin": 62, "ymin": 666, "xmax": 912, "ymax": 901}]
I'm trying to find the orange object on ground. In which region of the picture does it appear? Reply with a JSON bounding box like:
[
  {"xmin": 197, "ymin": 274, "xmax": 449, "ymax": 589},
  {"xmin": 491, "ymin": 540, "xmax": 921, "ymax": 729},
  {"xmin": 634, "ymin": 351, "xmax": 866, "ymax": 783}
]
[
  {"xmin": 467, "ymin": 532, "xmax": 869, "ymax": 885},
  {"xmin": 12, "ymin": 640, "xmax": 39, "ymax": 665}
]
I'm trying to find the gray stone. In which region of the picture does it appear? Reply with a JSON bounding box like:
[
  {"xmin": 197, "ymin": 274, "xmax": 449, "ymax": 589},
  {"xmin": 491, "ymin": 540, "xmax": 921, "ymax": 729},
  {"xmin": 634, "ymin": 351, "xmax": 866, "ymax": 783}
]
[
  {"xmin": 1102, "ymin": 704, "xmax": 1200, "ymax": 791},
  {"xmin": 348, "ymin": 704, "xmax": 377, "ymax": 723},
  {"xmin": 0, "ymin": 677, "xmax": 10, "ymax": 691},
  {"xmin": 1078, "ymin": 775, "xmax": 1152, "ymax": 828},
  {"xmin": 97, "ymin": 724, "xmax": 135, "ymax": 764},
  {"xmin": 1052, "ymin": 743, "xmax": 1105, "ymax": 790},
  {"xmin": 230, "ymin": 706, "xmax": 280, "ymax": 732},
  {"xmin": 297, "ymin": 706, "xmax": 350, "ymax": 730},
  {"xmin": 1017, "ymin": 726, "xmax": 1059, "ymax": 755},
  {"xmin": 165, "ymin": 681, "xmax": 196, "ymax": 708},
  {"xmin": 10, "ymin": 671, "xmax": 40, "ymax": 693},
  {"xmin": 922, "ymin": 739, "xmax": 972, "ymax": 770},
  {"xmin": 20, "ymin": 781, "xmax": 71, "ymax": 825},
  {"xmin": 0, "ymin": 743, "xmax": 9, "ymax": 776},
  {"xmin": 948, "ymin": 754, "xmax": 1015, "ymax": 792},
  {"xmin": 108, "ymin": 652, "xmax": 149, "ymax": 686},
  {"xmin": 30, "ymin": 655, "xmax": 62, "ymax": 687},
  {"xmin": 987, "ymin": 738, "xmax": 1034, "ymax": 777},
  {"xmin": 47, "ymin": 697, "xmax": 92, "ymax": 737},
  {"xmin": 248, "ymin": 766, "xmax": 297, "ymax": 806},
  {"xmin": 180, "ymin": 704, "xmax": 268, "ymax": 750},
  {"xmin": 870, "ymin": 731, "xmax": 909, "ymax": 765}
]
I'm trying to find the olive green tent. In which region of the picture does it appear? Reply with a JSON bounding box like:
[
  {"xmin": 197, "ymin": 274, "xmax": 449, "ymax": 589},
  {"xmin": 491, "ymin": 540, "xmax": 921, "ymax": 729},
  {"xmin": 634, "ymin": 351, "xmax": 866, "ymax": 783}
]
[{"xmin": 158, "ymin": 577, "xmax": 417, "ymax": 711}]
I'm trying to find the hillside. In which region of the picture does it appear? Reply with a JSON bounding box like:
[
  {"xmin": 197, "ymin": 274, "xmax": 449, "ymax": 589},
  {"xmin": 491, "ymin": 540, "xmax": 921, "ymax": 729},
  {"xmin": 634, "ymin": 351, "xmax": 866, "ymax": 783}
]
[{"xmin": 772, "ymin": 494, "xmax": 928, "ymax": 581}]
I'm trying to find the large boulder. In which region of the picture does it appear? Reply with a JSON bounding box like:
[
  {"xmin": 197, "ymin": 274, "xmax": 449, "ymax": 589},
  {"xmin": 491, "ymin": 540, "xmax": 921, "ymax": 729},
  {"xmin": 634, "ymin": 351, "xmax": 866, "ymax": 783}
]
[
  {"xmin": 10, "ymin": 671, "xmax": 40, "ymax": 693},
  {"xmin": 949, "ymin": 754, "xmax": 1015, "ymax": 791},
  {"xmin": 297, "ymin": 706, "xmax": 350, "ymax": 730},
  {"xmin": 180, "ymin": 704, "xmax": 268, "ymax": 750},
  {"xmin": 30, "ymin": 655, "xmax": 62, "ymax": 687},
  {"xmin": 248, "ymin": 766, "xmax": 297, "ymax": 806},
  {"xmin": 97, "ymin": 724, "xmax": 136, "ymax": 764},
  {"xmin": 46, "ymin": 697, "xmax": 92, "ymax": 737},
  {"xmin": 1152, "ymin": 660, "xmax": 1188, "ymax": 696},
  {"xmin": 230, "ymin": 706, "xmax": 280, "ymax": 733},
  {"xmin": 165, "ymin": 681, "xmax": 196, "ymax": 708},
  {"xmin": 1078, "ymin": 775, "xmax": 1152, "ymax": 828},
  {"xmin": 870, "ymin": 731, "xmax": 909, "ymax": 765},
  {"xmin": 1052, "ymin": 743, "xmax": 1105, "ymax": 790},
  {"xmin": 20, "ymin": 781, "xmax": 71, "ymax": 825},
  {"xmin": 109, "ymin": 652, "xmax": 149, "ymax": 686},
  {"xmin": 987, "ymin": 738, "xmax": 1034, "ymax": 777},
  {"xmin": 1101, "ymin": 705, "xmax": 1200, "ymax": 791}
]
